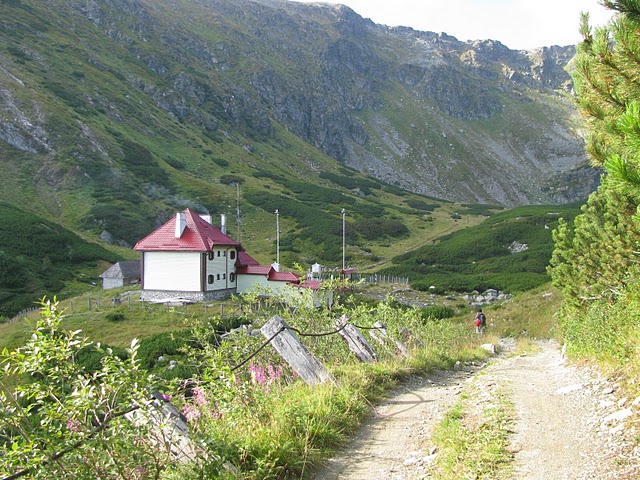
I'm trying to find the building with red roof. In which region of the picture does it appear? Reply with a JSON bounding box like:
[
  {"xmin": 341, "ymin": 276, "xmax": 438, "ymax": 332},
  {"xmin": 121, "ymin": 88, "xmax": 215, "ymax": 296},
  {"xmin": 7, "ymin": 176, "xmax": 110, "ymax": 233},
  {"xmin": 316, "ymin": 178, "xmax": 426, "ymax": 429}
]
[{"xmin": 133, "ymin": 209, "xmax": 304, "ymax": 301}]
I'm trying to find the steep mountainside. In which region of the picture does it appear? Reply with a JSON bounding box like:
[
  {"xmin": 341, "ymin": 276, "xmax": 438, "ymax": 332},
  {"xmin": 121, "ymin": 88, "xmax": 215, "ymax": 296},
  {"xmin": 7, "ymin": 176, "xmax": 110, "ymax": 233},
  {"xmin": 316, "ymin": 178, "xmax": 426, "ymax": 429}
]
[{"xmin": 1, "ymin": 0, "xmax": 597, "ymax": 250}]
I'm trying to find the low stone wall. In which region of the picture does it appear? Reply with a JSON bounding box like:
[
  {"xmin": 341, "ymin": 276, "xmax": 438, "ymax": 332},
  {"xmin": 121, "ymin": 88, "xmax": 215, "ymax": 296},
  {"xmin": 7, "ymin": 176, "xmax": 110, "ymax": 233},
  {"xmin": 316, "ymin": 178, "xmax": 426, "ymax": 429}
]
[{"xmin": 140, "ymin": 289, "xmax": 236, "ymax": 302}]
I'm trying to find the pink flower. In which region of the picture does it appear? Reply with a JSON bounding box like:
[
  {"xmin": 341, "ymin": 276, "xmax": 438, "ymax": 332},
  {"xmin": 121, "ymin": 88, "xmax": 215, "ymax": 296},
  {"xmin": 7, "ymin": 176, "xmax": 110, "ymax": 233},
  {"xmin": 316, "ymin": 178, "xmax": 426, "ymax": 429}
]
[
  {"xmin": 193, "ymin": 386, "xmax": 209, "ymax": 407},
  {"xmin": 211, "ymin": 402, "xmax": 222, "ymax": 420},
  {"xmin": 161, "ymin": 393, "xmax": 172, "ymax": 402},
  {"xmin": 250, "ymin": 364, "xmax": 267, "ymax": 386},
  {"xmin": 182, "ymin": 404, "xmax": 201, "ymax": 422},
  {"xmin": 66, "ymin": 418, "xmax": 81, "ymax": 432}
]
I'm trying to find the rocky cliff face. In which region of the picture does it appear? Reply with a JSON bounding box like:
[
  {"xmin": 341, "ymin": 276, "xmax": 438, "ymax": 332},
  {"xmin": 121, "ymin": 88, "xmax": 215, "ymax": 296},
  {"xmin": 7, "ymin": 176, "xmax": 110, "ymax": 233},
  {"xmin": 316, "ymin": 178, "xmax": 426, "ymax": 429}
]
[{"xmin": 0, "ymin": 0, "xmax": 596, "ymax": 225}]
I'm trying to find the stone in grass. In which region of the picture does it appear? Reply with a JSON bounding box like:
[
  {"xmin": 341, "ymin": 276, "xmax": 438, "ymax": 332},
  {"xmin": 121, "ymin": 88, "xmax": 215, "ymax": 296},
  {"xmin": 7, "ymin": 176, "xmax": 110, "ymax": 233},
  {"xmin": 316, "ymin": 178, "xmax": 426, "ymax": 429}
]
[
  {"xmin": 603, "ymin": 408, "xmax": 633, "ymax": 425},
  {"xmin": 556, "ymin": 383, "xmax": 583, "ymax": 395},
  {"xmin": 481, "ymin": 343, "xmax": 496, "ymax": 355}
]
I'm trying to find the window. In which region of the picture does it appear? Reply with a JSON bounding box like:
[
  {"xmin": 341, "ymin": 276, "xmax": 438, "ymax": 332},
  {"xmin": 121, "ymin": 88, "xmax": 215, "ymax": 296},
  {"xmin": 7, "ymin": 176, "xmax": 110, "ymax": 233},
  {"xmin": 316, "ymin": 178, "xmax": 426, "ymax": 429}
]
[
  {"xmin": 217, "ymin": 250, "xmax": 221, "ymax": 257},
  {"xmin": 208, "ymin": 274, "xmax": 214, "ymax": 284},
  {"xmin": 208, "ymin": 251, "xmax": 214, "ymax": 261},
  {"xmin": 217, "ymin": 274, "xmax": 220, "ymax": 280},
  {"xmin": 229, "ymin": 273, "xmax": 235, "ymax": 282},
  {"xmin": 223, "ymin": 250, "xmax": 227, "ymax": 257},
  {"xmin": 222, "ymin": 273, "xmax": 226, "ymax": 279},
  {"xmin": 230, "ymin": 250, "xmax": 236, "ymax": 260}
]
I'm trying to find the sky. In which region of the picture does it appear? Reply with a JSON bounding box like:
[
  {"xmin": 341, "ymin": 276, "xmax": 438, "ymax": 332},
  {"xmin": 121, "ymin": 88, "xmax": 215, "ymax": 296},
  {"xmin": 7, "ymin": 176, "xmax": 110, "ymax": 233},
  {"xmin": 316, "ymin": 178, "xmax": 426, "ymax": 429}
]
[{"xmin": 290, "ymin": 0, "xmax": 616, "ymax": 51}]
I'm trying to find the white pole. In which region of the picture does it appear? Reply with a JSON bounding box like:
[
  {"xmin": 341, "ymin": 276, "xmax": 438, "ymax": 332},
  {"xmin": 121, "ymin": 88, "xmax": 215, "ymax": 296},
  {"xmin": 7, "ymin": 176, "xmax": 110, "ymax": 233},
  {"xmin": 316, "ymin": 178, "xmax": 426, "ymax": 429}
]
[
  {"xmin": 235, "ymin": 183, "xmax": 241, "ymax": 241},
  {"xmin": 341, "ymin": 208, "xmax": 346, "ymax": 271},
  {"xmin": 275, "ymin": 209, "xmax": 280, "ymax": 266}
]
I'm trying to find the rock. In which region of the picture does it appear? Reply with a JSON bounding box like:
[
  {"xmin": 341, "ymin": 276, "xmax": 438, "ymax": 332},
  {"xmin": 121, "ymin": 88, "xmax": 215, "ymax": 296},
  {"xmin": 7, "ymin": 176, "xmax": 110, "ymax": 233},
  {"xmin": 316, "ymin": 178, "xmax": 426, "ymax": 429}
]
[
  {"xmin": 603, "ymin": 408, "xmax": 633, "ymax": 425},
  {"xmin": 454, "ymin": 360, "xmax": 462, "ymax": 370},
  {"xmin": 602, "ymin": 387, "xmax": 615, "ymax": 395},
  {"xmin": 599, "ymin": 400, "xmax": 616, "ymax": 409},
  {"xmin": 481, "ymin": 343, "xmax": 496, "ymax": 355},
  {"xmin": 556, "ymin": 383, "xmax": 583, "ymax": 395}
]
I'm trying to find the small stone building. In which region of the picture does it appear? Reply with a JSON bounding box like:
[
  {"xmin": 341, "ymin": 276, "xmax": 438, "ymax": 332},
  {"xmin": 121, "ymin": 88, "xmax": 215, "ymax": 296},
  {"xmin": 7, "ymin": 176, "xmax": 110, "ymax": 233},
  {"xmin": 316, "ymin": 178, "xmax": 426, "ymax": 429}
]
[{"xmin": 100, "ymin": 260, "xmax": 141, "ymax": 290}]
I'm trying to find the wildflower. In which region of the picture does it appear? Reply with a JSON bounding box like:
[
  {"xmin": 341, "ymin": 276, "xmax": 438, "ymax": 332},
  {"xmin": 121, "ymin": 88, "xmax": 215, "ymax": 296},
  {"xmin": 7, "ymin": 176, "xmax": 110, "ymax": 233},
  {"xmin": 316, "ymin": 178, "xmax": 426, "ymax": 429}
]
[
  {"xmin": 66, "ymin": 418, "xmax": 81, "ymax": 432},
  {"xmin": 249, "ymin": 364, "xmax": 267, "ymax": 386},
  {"xmin": 193, "ymin": 386, "xmax": 209, "ymax": 407},
  {"xmin": 211, "ymin": 402, "xmax": 222, "ymax": 420},
  {"xmin": 161, "ymin": 393, "xmax": 172, "ymax": 402},
  {"xmin": 182, "ymin": 404, "xmax": 201, "ymax": 422},
  {"xmin": 267, "ymin": 364, "xmax": 283, "ymax": 383}
]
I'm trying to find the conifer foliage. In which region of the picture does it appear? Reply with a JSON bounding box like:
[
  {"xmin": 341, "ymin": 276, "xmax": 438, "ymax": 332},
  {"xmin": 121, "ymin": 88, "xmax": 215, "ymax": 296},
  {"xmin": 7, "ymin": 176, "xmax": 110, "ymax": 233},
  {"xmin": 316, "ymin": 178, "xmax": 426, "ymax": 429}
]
[{"xmin": 549, "ymin": 1, "xmax": 640, "ymax": 304}]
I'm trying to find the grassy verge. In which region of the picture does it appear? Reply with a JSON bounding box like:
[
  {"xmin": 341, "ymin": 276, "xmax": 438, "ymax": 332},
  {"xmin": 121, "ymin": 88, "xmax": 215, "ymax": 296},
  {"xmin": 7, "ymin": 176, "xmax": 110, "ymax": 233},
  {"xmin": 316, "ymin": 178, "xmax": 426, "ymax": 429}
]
[{"xmin": 427, "ymin": 382, "xmax": 515, "ymax": 479}]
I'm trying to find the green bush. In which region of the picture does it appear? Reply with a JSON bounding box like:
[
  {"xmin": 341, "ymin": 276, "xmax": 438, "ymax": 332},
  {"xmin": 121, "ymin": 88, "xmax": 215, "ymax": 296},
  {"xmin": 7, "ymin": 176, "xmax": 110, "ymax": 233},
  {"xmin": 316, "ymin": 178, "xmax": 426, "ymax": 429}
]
[
  {"xmin": 213, "ymin": 157, "xmax": 229, "ymax": 167},
  {"xmin": 220, "ymin": 174, "xmax": 243, "ymax": 185},
  {"xmin": 118, "ymin": 138, "xmax": 172, "ymax": 188},
  {"xmin": 137, "ymin": 331, "xmax": 190, "ymax": 370},
  {"xmin": 105, "ymin": 311, "xmax": 126, "ymax": 322},
  {"xmin": 405, "ymin": 200, "xmax": 440, "ymax": 212},
  {"xmin": 420, "ymin": 305, "xmax": 455, "ymax": 320},
  {"xmin": 75, "ymin": 344, "xmax": 129, "ymax": 373},
  {"xmin": 353, "ymin": 218, "xmax": 409, "ymax": 240}
]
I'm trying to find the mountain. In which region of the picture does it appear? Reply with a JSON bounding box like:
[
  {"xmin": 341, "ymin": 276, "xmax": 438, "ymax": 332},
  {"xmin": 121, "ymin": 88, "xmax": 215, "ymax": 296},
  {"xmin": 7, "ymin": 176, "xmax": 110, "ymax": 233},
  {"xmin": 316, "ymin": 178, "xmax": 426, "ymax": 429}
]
[{"xmin": 0, "ymin": 0, "xmax": 596, "ymax": 254}]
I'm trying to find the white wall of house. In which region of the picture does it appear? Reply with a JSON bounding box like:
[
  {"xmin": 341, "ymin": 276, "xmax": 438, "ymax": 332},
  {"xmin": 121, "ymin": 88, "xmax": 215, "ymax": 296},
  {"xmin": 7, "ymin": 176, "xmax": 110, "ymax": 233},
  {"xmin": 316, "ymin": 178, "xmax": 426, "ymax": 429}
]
[
  {"xmin": 205, "ymin": 247, "xmax": 237, "ymax": 291},
  {"xmin": 143, "ymin": 251, "xmax": 201, "ymax": 291},
  {"xmin": 236, "ymin": 276, "xmax": 291, "ymax": 295},
  {"xmin": 236, "ymin": 274, "xmax": 269, "ymax": 294},
  {"xmin": 102, "ymin": 278, "xmax": 124, "ymax": 290}
]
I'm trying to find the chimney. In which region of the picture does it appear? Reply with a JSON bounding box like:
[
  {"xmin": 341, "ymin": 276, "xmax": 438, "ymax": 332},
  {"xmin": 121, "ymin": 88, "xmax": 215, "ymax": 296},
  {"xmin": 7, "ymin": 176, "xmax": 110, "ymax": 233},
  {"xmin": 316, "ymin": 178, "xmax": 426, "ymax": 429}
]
[
  {"xmin": 200, "ymin": 214, "xmax": 212, "ymax": 224},
  {"xmin": 220, "ymin": 214, "xmax": 227, "ymax": 235},
  {"xmin": 175, "ymin": 211, "xmax": 187, "ymax": 238}
]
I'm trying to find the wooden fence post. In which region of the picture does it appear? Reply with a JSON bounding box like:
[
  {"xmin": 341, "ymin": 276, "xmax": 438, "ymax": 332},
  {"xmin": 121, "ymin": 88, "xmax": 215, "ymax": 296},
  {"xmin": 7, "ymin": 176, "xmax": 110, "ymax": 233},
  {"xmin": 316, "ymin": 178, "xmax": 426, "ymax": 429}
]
[
  {"xmin": 335, "ymin": 315, "xmax": 378, "ymax": 363},
  {"xmin": 370, "ymin": 321, "xmax": 409, "ymax": 358},
  {"xmin": 400, "ymin": 327, "xmax": 425, "ymax": 349},
  {"xmin": 260, "ymin": 315, "xmax": 335, "ymax": 385}
]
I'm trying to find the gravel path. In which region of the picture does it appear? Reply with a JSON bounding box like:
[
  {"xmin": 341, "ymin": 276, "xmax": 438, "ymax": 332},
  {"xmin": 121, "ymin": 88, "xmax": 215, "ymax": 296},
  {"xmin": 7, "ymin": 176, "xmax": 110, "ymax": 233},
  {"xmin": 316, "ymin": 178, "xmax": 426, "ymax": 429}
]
[{"xmin": 313, "ymin": 340, "xmax": 640, "ymax": 479}]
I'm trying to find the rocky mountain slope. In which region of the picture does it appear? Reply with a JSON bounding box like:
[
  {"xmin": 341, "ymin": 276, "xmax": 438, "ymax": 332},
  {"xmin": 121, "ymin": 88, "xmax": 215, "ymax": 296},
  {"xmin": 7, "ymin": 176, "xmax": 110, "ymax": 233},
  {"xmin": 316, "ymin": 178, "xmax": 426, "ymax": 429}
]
[{"xmin": 0, "ymin": 0, "xmax": 597, "ymax": 249}]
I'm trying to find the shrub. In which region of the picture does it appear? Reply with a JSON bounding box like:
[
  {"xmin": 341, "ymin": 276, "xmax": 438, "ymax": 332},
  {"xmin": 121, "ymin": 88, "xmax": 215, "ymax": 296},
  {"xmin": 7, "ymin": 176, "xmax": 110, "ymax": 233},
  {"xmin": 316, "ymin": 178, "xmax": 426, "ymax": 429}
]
[
  {"xmin": 220, "ymin": 174, "xmax": 243, "ymax": 185},
  {"xmin": 420, "ymin": 305, "xmax": 455, "ymax": 320},
  {"xmin": 354, "ymin": 218, "xmax": 408, "ymax": 240},
  {"xmin": 137, "ymin": 331, "xmax": 190, "ymax": 370},
  {"xmin": 105, "ymin": 311, "xmax": 126, "ymax": 322},
  {"xmin": 213, "ymin": 157, "xmax": 229, "ymax": 167},
  {"xmin": 405, "ymin": 200, "xmax": 440, "ymax": 212}
]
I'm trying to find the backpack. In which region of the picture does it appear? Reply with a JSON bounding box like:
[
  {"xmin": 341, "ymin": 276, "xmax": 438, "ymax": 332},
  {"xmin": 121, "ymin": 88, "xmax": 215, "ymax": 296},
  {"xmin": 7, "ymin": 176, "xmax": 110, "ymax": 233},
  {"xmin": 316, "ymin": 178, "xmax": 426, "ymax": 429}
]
[{"xmin": 476, "ymin": 312, "xmax": 486, "ymax": 327}]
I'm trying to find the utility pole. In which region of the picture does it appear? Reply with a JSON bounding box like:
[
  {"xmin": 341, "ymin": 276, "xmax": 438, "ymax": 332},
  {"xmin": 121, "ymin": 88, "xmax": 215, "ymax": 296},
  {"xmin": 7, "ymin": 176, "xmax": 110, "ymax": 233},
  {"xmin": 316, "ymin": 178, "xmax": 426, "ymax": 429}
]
[
  {"xmin": 235, "ymin": 183, "xmax": 241, "ymax": 241},
  {"xmin": 275, "ymin": 209, "xmax": 280, "ymax": 266},
  {"xmin": 341, "ymin": 208, "xmax": 346, "ymax": 271}
]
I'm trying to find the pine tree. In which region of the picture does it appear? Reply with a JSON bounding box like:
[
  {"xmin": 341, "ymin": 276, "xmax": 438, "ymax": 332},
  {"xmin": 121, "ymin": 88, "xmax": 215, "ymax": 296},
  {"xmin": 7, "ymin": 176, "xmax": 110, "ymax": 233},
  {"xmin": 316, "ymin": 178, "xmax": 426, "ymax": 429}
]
[{"xmin": 549, "ymin": 1, "xmax": 640, "ymax": 305}]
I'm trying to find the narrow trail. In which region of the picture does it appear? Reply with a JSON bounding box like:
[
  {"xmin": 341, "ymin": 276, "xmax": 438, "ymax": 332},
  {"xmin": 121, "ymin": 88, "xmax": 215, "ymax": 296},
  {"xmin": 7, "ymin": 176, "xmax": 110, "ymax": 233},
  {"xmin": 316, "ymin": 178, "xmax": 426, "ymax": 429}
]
[{"xmin": 312, "ymin": 340, "xmax": 639, "ymax": 480}]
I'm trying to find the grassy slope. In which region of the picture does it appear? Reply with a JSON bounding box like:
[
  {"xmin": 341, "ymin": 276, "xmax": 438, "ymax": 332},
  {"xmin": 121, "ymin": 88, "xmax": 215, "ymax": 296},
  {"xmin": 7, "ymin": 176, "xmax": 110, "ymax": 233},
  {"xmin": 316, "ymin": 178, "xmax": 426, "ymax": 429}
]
[{"xmin": 382, "ymin": 203, "xmax": 582, "ymax": 293}]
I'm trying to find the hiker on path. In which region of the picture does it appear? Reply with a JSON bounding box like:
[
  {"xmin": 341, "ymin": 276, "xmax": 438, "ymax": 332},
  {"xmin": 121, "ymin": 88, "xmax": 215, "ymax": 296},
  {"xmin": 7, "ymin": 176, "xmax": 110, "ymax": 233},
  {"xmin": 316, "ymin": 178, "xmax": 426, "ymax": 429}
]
[{"xmin": 474, "ymin": 308, "xmax": 487, "ymax": 335}]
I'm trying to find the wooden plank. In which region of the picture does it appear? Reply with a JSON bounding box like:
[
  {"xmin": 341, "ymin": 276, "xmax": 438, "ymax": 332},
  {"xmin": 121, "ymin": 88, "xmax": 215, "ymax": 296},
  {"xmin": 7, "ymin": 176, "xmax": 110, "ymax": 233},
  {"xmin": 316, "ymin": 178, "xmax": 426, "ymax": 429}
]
[
  {"xmin": 336, "ymin": 315, "xmax": 378, "ymax": 363},
  {"xmin": 370, "ymin": 321, "xmax": 409, "ymax": 358},
  {"xmin": 261, "ymin": 315, "xmax": 335, "ymax": 385},
  {"xmin": 400, "ymin": 327, "xmax": 425, "ymax": 349}
]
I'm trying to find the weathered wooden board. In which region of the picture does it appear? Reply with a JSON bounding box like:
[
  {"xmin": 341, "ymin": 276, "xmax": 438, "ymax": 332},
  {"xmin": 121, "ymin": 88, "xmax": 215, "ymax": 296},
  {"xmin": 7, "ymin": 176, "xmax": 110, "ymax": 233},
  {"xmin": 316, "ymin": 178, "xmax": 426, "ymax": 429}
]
[
  {"xmin": 370, "ymin": 321, "xmax": 409, "ymax": 358},
  {"xmin": 261, "ymin": 315, "xmax": 335, "ymax": 385},
  {"xmin": 336, "ymin": 315, "xmax": 378, "ymax": 363}
]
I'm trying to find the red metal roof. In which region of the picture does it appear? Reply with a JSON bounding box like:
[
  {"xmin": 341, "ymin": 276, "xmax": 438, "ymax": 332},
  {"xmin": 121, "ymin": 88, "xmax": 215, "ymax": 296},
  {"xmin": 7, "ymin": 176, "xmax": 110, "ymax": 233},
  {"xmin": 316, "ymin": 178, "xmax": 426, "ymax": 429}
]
[
  {"xmin": 236, "ymin": 251, "xmax": 260, "ymax": 267},
  {"xmin": 236, "ymin": 266, "xmax": 301, "ymax": 283},
  {"xmin": 237, "ymin": 265, "xmax": 273, "ymax": 275},
  {"xmin": 270, "ymin": 271, "xmax": 300, "ymax": 283},
  {"xmin": 292, "ymin": 280, "xmax": 323, "ymax": 290},
  {"xmin": 134, "ymin": 208, "xmax": 241, "ymax": 252}
]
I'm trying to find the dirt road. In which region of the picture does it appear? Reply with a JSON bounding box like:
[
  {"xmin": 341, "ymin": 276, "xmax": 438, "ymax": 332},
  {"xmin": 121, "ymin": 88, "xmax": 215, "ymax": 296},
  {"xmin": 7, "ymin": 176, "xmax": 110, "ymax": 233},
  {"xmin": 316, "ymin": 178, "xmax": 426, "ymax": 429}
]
[{"xmin": 313, "ymin": 340, "xmax": 639, "ymax": 479}]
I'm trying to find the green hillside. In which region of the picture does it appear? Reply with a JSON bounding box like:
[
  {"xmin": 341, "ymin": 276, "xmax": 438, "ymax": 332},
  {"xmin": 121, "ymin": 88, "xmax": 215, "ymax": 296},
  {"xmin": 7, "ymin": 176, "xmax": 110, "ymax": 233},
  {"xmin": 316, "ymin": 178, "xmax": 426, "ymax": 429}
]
[
  {"xmin": 0, "ymin": 204, "xmax": 122, "ymax": 318},
  {"xmin": 382, "ymin": 204, "xmax": 582, "ymax": 293},
  {"xmin": 0, "ymin": 0, "xmax": 596, "ymax": 317}
]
